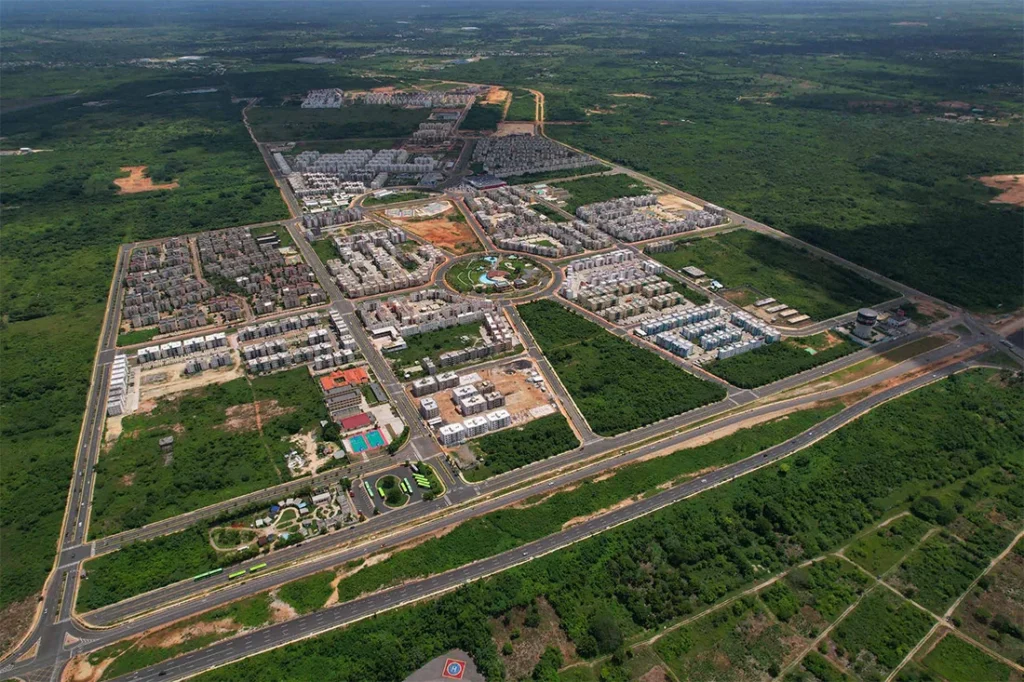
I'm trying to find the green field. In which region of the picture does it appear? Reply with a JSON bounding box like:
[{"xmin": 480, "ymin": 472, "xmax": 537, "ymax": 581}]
[
  {"xmin": 116, "ymin": 327, "xmax": 160, "ymax": 347},
  {"xmin": 387, "ymin": 321, "xmax": 485, "ymax": 370},
  {"xmin": 759, "ymin": 557, "xmax": 871, "ymax": 635},
  {"xmin": 845, "ymin": 514, "xmax": 933, "ymax": 576},
  {"xmin": 362, "ymin": 190, "xmax": 431, "ymax": 207},
  {"xmin": 465, "ymin": 413, "xmax": 580, "ymax": 481},
  {"xmin": 653, "ymin": 230, "xmax": 895, "ymax": 320},
  {"xmin": 888, "ymin": 530, "xmax": 996, "ymax": 614},
  {"xmin": 505, "ymin": 89, "xmax": 536, "ymax": 122},
  {"xmin": 706, "ymin": 333, "xmax": 860, "ymax": 389},
  {"xmin": 278, "ymin": 570, "xmax": 336, "ymax": 615},
  {"xmin": 831, "ymin": 589, "xmax": 934, "ymax": 677},
  {"xmin": 551, "ymin": 174, "xmax": 651, "ymax": 214},
  {"xmin": 247, "ymin": 105, "xmax": 430, "ymax": 141},
  {"xmin": 530, "ymin": 203, "xmax": 569, "ymax": 222},
  {"xmin": 920, "ymin": 633, "xmax": 1012, "ymax": 682},
  {"xmin": 250, "ymin": 224, "xmax": 294, "ymax": 248},
  {"xmin": 90, "ymin": 368, "xmax": 328, "ymax": 538},
  {"xmin": 518, "ymin": 300, "xmax": 726, "ymax": 435},
  {"xmin": 461, "ymin": 102, "xmax": 503, "ymax": 131},
  {"xmin": 0, "ymin": 80, "xmax": 288, "ymax": 613},
  {"xmin": 310, "ymin": 238, "xmax": 338, "ymax": 265}
]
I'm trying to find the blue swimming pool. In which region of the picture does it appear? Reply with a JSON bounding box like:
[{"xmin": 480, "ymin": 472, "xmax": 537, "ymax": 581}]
[{"xmin": 367, "ymin": 430, "xmax": 386, "ymax": 448}]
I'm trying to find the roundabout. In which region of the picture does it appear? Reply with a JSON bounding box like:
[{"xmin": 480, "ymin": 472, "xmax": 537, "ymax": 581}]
[
  {"xmin": 440, "ymin": 252, "xmax": 557, "ymax": 299},
  {"xmin": 375, "ymin": 474, "xmax": 410, "ymax": 508}
]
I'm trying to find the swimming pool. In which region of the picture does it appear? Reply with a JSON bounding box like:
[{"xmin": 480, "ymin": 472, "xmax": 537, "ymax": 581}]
[
  {"xmin": 367, "ymin": 430, "xmax": 386, "ymax": 448},
  {"xmin": 349, "ymin": 435, "xmax": 369, "ymax": 453}
]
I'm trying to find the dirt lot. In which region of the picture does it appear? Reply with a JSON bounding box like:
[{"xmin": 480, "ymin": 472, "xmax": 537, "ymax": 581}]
[
  {"xmin": 490, "ymin": 598, "xmax": 578, "ymax": 681},
  {"xmin": 483, "ymin": 87, "xmax": 510, "ymax": 105},
  {"xmin": 414, "ymin": 359, "xmax": 556, "ymax": 427},
  {"xmin": 656, "ymin": 193, "xmax": 701, "ymax": 212},
  {"xmin": 114, "ymin": 166, "xmax": 179, "ymax": 194},
  {"xmin": 389, "ymin": 205, "xmax": 482, "ymax": 254},
  {"xmin": 138, "ymin": 357, "xmax": 245, "ymax": 402},
  {"xmin": 979, "ymin": 174, "xmax": 1024, "ymax": 206},
  {"xmin": 495, "ymin": 122, "xmax": 535, "ymax": 136}
]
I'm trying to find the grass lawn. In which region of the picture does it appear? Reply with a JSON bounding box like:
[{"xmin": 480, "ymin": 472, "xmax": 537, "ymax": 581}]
[
  {"xmin": 445, "ymin": 255, "xmax": 542, "ymax": 293},
  {"xmin": 277, "ymin": 570, "xmax": 335, "ymax": 615},
  {"xmin": 464, "ymin": 414, "xmax": 580, "ymax": 482},
  {"xmin": 117, "ymin": 327, "xmax": 160, "ymax": 347},
  {"xmin": 530, "ymin": 203, "xmax": 569, "ymax": 223},
  {"xmin": 919, "ymin": 633, "xmax": 1012, "ymax": 682},
  {"xmin": 652, "ymin": 230, "xmax": 895, "ymax": 320},
  {"xmin": 551, "ymin": 174, "xmax": 651, "ymax": 214},
  {"xmin": 519, "ymin": 300, "xmax": 726, "ymax": 436},
  {"xmin": 387, "ymin": 321, "xmax": 484, "ymax": 370},
  {"xmin": 250, "ymin": 224, "xmax": 294, "ymax": 248},
  {"xmin": 310, "ymin": 237, "xmax": 337, "ymax": 265},
  {"xmin": 362, "ymin": 190, "xmax": 431, "ymax": 207},
  {"xmin": 90, "ymin": 368, "xmax": 327, "ymax": 538},
  {"xmin": 705, "ymin": 333, "xmax": 860, "ymax": 389}
]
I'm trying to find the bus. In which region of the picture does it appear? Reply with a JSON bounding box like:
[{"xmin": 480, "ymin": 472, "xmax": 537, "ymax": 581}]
[
  {"xmin": 400, "ymin": 479, "xmax": 410, "ymax": 494},
  {"xmin": 413, "ymin": 475, "xmax": 430, "ymax": 489},
  {"xmin": 228, "ymin": 570, "xmax": 246, "ymax": 579},
  {"xmin": 192, "ymin": 568, "xmax": 223, "ymax": 582},
  {"xmin": 409, "ymin": 463, "xmax": 419, "ymax": 474},
  {"xmin": 363, "ymin": 481, "xmax": 375, "ymax": 498},
  {"xmin": 249, "ymin": 563, "xmax": 268, "ymax": 573}
]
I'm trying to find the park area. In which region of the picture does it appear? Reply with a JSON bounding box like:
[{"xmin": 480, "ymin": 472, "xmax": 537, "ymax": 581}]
[
  {"xmin": 518, "ymin": 300, "xmax": 726, "ymax": 436},
  {"xmin": 652, "ymin": 230, "xmax": 895, "ymax": 320},
  {"xmin": 445, "ymin": 254, "xmax": 546, "ymax": 294}
]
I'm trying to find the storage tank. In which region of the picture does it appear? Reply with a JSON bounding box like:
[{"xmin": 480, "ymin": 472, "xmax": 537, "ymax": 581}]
[{"xmin": 853, "ymin": 308, "xmax": 879, "ymax": 340}]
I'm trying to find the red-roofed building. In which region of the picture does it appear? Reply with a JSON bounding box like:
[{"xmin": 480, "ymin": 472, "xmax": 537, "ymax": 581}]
[
  {"xmin": 340, "ymin": 412, "xmax": 373, "ymax": 431},
  {"xmin": 319, "ymin": 366, "xmax": 370, "ymax": 393}
]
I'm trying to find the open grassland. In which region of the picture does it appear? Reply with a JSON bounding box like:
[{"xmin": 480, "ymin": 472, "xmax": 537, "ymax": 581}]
[
  {"xmin": 0, "ymin": 78, "xmax": 288, "ymax": 615},
  {"xmin": 387, "ymin": 321, "xmax": 484, "ymax": 370},
  {"xmin": 550, "ymin": 174, "xmax": 651, "ymax": 214},
  {"xmin": 278, "ymin": 571, "xmax": 336, "ymax": 615},
  {"xmin": 505, "ymin": 89, "xmax": 536, "ymax": 122},
  {"xmin": 951, "ymin": 540, "xmax": 1024, "ymax": 663},
  {"xmin": 465, "ymin": 414, "xmax": 580, "ymax": 481},
  {"xmin": 919, "ymin": 633, "xmax": 1014, "ymax": 682},
  {"xmin": 192, "ymin": 370, "xmax": 1023, "ymax": 682},
  {"xmin": 706, "ymin": 333, "xmax": 860, "ymax": 389},
  {"xmin": 519, "ymin": 300, "xmax": 726, "ymax": 435},
  {"xmin": 653, "ymin": 230, "xmax": 895, "ymax": 320},
  {"xmin": 90, "ymin": 368, "xmax": 327, "ymax": 538},
  {"xmin": 845, "ymin": 514, "xmax": 932, "ymax": 576},
  {"xmin": 247, "ymin": 105, "xmax": 429, "ymax": 141}
]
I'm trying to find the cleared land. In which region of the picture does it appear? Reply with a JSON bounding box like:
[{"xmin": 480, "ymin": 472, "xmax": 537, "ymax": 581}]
[
  {"xmin": 386, "ymin": 203, "xmax": 482, "ymax": 254},
  {"xmin": 705, "ymin": 332, "xmax": 859, "ymax": 389},
  {"xmin": 651, "ymin": 230, "xmax": 895, "ymax": 320},
  {"xmin": 979, "ymin": 174, "xmax": 1024, "ymax": 207},
  {"xmin": 518, "ymin": 300, "xmax": 726, "ymax": 436},
  {"xmin": 90, "ymin": 368, "xmax": 328, "ymax": 538},
  {"xmin": 113, "ymin": 166, "xmax": 179, "ymax": 194}
]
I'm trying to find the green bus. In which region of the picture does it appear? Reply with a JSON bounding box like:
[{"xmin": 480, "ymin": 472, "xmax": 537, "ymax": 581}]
[
  {"xmin": 249, "ymin": 563, "xmax": 268, "ymax": 573},
  {"xmin": 400, "ymin": 478, "xmax": 411, "ymax": 494},
  {"xmin": 228, "ymin": 570, "xmax": 246, "ymax": 579},
  {"xmin": 363, "ymin": 481, "xmax": 375, "ymax": 498},
  {"xmin": 192, "ymin": 568, "xmax": 223, "ymax": 582}
]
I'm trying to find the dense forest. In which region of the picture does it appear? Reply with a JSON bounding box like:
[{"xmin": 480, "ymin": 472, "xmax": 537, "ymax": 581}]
[{"xmin": 467, "ymin": 414, "xmax": 580, "ymax": 481}]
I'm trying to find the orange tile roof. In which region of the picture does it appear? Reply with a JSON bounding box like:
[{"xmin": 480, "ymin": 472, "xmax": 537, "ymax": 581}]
[{"xmin": 319, "ymin": 366, "xmax": 370, "ymax": 392}]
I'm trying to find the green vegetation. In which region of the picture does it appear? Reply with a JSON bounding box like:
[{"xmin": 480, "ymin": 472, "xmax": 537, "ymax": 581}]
[
  {"xmin": 951, "ymin": 540, "xmax": 1024, "ymax": 663},
  {"xmin": 846, "ymin": 514, "xmax": 932, "ymax": 576},
  {"xmin": 656, "ymin": 272, "xmax": 710, "ymax": 305},
  {"xmin": 461, "ymin": 102, "xmax": 503, "ymax": 131},
  {"xmin": 278, "ymin": 570, "xmax": 336, "ymax": 615},
  {"xmin": 760, "ymin": 557, "xmax": 870, "ymax": 635},
  {"xmin": 116, "ymin": 327, "xmax": 160, "ymax": 347},
  {"xmin": 334, "ymin": 405, "xmax": 838, "ymax": 603},
  {"xmin": 505, "ymin": 89, "xmax": 536, "ymax": 122},
  {"xmin": 247, "ymin": 105, "xmax": 429, "ymax": 141},
  {"xmin": 196, "ymin": 369, "xmax": 1020, "ymax": 682},
  {"xmin": 656, "ymin": 597, "xmax": 793, "ymax": 681},
  {"xmin": 445, "ymin": 254, "xmax": 542, "ymax": 293},
  {"xmin": 362, "ymin": 190, "xmax": 430, "ymax": 207},
  {"xmin": 1, "ymin": 79, "xmax": 288, "ymax": 611},
  {"xmin": 78, "ymin": 522, "xmax": 256, "ymax": 611},
  {"xmin": 387, "ymin": 321, "xmax": 483, "ymax": 370},
  {"xmin": 831, "ymin": 589, "xmax": 933, "ymax": 676},
  {"xmin": 507, "ymin": 164, "xmax": 611, "ymax": 186},
  {"xmin": 551, "ymin": 174, "xmax": 651, "ymax": 214},
  {"xmin": 787, "ymin": 651, "xmax": 854, "ymax": 682},
  {"xmin": 90, "ymin": 368, "xmax": 328, "ymax": 538},
  {"xmin": 377, "ymin": 475, "xmax": 408, "ymax": 507},
  {"xmin": 519, "ymin": 300, "xmax": 726, "ymax": 435},
  {"xmin": 889, "ymin": 529, "xmax": 999, "ymax": 614},
  {"xmin": 465, "ymin": 414, "xmax": 580, "ymax": 481},
  {"xmin": 310, "ymin": 237, "xmax": 338, "ymax": 266},
  {"xmin": 652, "ymin": 230, "xmax": 895, "ymax": 320},
  {"xmin": 920, "ymin": 634, "xmax": 1011, "ymax": 682},
  {"xmin": 203, "ymin": 594, "xmax": 273, "ymax": 628},
  {"xmin": 250, "ymin": 224, "xmax": 293, "ymax": 248},
  {"xmin": 530, "ymin": 203, "xmax": 569, "ymax": 222},
  {"xmin": 706, "ymin": 334, "xmax": 860, "ymax": 389}
]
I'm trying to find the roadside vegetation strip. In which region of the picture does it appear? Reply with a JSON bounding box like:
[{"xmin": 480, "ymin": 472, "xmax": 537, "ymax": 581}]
[
  {"xmin": 278, "ymin": 570, "xmax": 336, "ymax": 615},
  {"xmin": 188, "ymin": 370, "xmax": 1022, "ymax": 682},
  {"xmin": 705, "ymin": 333, "xmax": 859, "ymax": 389},
  {"xmin": 463, "ymin": 414, "xmax": 580, "ymax": 482},
  {"xmin": 650, "ymin": 230, "xmax": 896, "ymax": 321},
  {"xmin": 518, "ymin": 300, "xmax": 727, "ymax": 436}
]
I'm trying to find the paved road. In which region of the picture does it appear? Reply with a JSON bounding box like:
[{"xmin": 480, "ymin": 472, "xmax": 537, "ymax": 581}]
[{"xmin": 94, "ymin": 358, "xmax": 972, "ymax": 682}]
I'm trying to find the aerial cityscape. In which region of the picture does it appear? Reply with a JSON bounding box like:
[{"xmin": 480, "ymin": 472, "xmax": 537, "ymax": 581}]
[{"xmin": 0, "ymin": 1, "xmax": 1022, "ymax": 682}]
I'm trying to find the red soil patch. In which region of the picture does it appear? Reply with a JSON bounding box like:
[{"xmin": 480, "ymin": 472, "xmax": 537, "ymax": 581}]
[
  {"xmin": 114, "ymin": 166, "xmax": 179, "ymax": 194},
  {"xmin": 978, "ymin": 174, "xmax": 1024, "ymax": 207}
]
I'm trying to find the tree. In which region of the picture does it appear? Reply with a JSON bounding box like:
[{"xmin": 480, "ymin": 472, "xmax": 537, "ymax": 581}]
[{"xmin": 589, "ymin": 610, "xmax": 623, "ymax": 654}]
